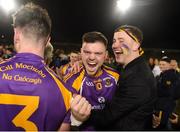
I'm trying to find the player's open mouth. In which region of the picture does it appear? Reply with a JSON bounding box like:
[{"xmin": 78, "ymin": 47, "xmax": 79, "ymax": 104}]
[
  {"xmin": 114, "ymin": 50, "xmax": 123, "ymax": 55},
  {"xmin": 87, "ymin": 62, "xmax": 97, "ymax": 68}
]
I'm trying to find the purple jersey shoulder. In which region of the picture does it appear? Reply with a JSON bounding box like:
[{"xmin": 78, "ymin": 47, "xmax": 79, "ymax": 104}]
[{"xmin": 0, "ymin": 53, "xmax": 72, "ymax": 131}]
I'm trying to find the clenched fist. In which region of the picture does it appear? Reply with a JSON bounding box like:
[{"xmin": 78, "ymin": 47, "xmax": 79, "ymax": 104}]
[{"xmin": 71, "ymin": 94, "xmax": 91, "ymax": 123}]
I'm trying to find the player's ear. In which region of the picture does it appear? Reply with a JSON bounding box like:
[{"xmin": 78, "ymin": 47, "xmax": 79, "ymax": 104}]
[
  {"xmin": 14, "ymin": 28, "xmax": 21, "ymax": 44},
  {"xmin": 105, "ymin": 50, "xmax": 108, "ymax": 59},
  {"xmin": 132, "ymin": 41, "xmax": 140, "ymax": 52},
  {"xmin": 45, "ymin": 36, "xmax": 51, "ymax": 47}
]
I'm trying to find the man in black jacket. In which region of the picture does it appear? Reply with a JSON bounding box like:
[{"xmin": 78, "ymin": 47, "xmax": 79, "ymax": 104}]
[
  {"xmin": 154, "ymin": 56, "xmax": 180, "ymax": 130},
  {"xmin": 70, "ymin": 25, "xmax": 157, "ymax": 130}
]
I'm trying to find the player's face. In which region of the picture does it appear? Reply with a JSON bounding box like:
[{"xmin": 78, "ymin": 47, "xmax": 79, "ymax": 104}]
[
  {"xmin": 81, "ymin": 42, "xmax": 107, "ymax": 76},
  {"xmin": 70, "ymin": 52, "xmax": 79, "ymax": 64},
  {"xmin": 112, "ymin": 31, "xmax": 135, "ymax": 66},
  {"xmin": 170, "ymin": 60, "xmax": 178, "ymax": 70},
  {"xmin": 159, "ymin": 61, "xmax": 170, "ymax": 72}
]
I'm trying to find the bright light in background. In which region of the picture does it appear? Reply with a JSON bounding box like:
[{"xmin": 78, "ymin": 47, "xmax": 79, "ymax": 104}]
[
  {"xmin": 0, "ymin": 0, "xmax": 16, "ymax": 13},
  {"xmin": 116, "ymin": 0, "xmax": 132, "ymax": 12}
]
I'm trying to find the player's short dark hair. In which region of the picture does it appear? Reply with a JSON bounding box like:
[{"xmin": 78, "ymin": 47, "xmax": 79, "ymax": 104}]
[
  {"xmin": 12, "ymin": 2, "xmax": 51, "ymax": 41},
  {"xmin": 82, "ymin": 31, "xmax": 108, "ymax": 49}
]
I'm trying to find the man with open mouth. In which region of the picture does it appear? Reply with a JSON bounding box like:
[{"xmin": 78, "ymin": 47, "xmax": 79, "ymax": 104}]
[
  {"xmin": 70, "ymin": 25, "xmax": 157, "ymax": 130},
  {"xmin": 59, "ymin": 31, "xmax": 119, "ymax": 131}
]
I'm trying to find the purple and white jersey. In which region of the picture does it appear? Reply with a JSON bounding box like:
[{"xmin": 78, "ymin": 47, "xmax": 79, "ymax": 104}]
[
  {"xmin": 64, "ymin": 65, "xmax": 120, "ymax": 130},
  {"xmin": 0, "ymin": 53, "xmax": 72, "ymax": 131}
]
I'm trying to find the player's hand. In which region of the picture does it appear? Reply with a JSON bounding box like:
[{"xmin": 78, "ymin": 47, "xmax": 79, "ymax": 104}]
[
  {"xmin": 152, "ymin": 114, "xmax": 161, "ymax": 128},
  {"xmin": 169, "ymin": 113, "xmax": 178, "ymax": 124},
  {"xmin": 70, "ymin": 94, "xmax": 91, "ymax": 122}
]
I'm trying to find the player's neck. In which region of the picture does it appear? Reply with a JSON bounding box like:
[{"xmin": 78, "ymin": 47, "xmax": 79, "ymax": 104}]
[
  {"xmin": 17, "ymin": 41, "xmax": 45, "ymax": 58},
  {"xmin": 87, "ymin": 68, "xmax": 103, "ymax": 78}
]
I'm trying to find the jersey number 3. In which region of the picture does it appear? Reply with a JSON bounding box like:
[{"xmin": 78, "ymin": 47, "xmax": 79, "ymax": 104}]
[{"xmin": 0, "ymin": 94, "xmax": 39, "ymax": 131}]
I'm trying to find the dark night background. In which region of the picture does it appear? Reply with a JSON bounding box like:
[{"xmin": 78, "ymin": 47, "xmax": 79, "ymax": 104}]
[{"xmin": 0, "ymin": 0, "xmax": 180, "ymax": 50}]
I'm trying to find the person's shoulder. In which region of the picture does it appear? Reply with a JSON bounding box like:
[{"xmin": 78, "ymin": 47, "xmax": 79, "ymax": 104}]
[
  {"xmin": 43, "ymin": 65, "xmax": 61, "ymax": 81},
  {"xmin": 59, "ymin": 63, "xmax": 70, "ymax": 74},
  {"xmin": 0, "ymin": 56, "xmax": 15, "ymax": 65},
  {"xmin": 60, "ymin": 63, "xmax": 70, "ymax": 69},
  {"xmin": 44, "ymin": 65, "xmax": 73, "ymax": 93},
  {"xmin": 103, "ymin": 64, "xmax": 118, "ymax": 72},
  {"xmin": 64, "ymin": 67, "xmax": 85, "ymax": 92},
  {"xmin": 164, "ymin": 69, "xmax": 178, "ymax": 78},
  {"xmin": 102, "ymin": 65, "xmax": 120, "ymax": 81},
  {"xmin": 63, "ymin": 65, "xmax": 85, "ymax": 83}
]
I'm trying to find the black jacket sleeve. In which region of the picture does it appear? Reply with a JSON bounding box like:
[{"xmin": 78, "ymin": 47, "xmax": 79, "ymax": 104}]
[{"xmin": 89, "ymin": 61, "xmax": 156, "ymax": 130}]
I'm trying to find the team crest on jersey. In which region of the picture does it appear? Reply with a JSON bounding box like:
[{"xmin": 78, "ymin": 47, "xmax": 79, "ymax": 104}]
[
  {"xmin": 166, "ymin": 80, "xmax": 171, "ymax": 86},
  {"xmin": 98, "ymin": 97, "xmax": 105, "ymax": 103},
  {"xmin": 93, "ymin": 79, "xmax": 102, "ymax": 90},
  {"xmin": 103, "ymin": 77, "xmax": 113, "ymax": 88}
]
